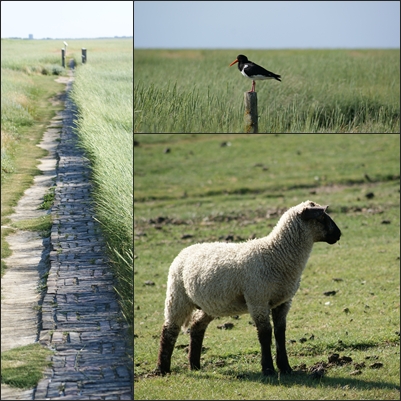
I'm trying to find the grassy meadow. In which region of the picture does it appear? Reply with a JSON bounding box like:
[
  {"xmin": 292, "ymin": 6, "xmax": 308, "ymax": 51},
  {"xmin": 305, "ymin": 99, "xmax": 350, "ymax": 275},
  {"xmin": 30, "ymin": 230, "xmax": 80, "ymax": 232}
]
[
  {"xmin": 134, "ymin": 49, "xmax": 400, "ymax": 133},
  {"xmin": 1, "ymin": 39, "xmax": 72, "ymax": 184},
  {"xmin": 134, "ymin": 134, "xmax": 400, "ymax": 400},
  {"xmin": 1, "ymin": 38, "xmax": 133, "ymax": 387}
]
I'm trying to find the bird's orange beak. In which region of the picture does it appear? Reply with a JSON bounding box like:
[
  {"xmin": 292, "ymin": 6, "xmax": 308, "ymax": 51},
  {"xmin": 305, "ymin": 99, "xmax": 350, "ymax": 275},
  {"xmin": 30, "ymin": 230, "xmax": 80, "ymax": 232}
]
[{"xmin": 229, "ymin": 59, "xmax": 238, "ymax": 67}]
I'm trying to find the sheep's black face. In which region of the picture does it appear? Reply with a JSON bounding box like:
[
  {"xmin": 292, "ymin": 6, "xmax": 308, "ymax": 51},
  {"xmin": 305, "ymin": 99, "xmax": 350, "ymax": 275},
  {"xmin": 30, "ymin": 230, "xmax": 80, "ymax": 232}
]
[{"xmin": 301, "ymin": 205, "xmax": 341, "ymax": 244}]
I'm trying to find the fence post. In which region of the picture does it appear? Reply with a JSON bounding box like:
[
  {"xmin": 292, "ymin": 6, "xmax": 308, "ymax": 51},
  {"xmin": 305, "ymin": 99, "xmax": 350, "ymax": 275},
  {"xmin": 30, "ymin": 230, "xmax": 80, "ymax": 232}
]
[
  {"xmin": 61, "ymin": 48, "xmax": 65, "ymax": 68},
  {"xmin": 244, "ymin": 92, "xmax": 258, "ymax": 133},
  {"xmin": 82, "ymin": 48, "xmax": 87, "ymax": 64}
]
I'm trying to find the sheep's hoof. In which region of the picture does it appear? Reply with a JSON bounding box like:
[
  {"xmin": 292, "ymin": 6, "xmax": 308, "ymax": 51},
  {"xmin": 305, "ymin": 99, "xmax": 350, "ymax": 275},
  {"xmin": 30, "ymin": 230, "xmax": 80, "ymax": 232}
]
[
  {"xmin": 279, "ymin": 367, "xmax": 293, "ymax": 375},
  {"xmin": 262, "ymin": 368, "xmax": 276, "ymax": 376},
  {"xmin": 155, "ymin": 366, "xmax": 170, "ymax": 376}
]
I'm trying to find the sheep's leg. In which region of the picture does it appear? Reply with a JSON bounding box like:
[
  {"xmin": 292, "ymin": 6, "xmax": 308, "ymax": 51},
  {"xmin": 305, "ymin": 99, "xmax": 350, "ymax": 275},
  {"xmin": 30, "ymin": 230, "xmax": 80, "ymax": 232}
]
[
  {"xmin": 272, "ymin": 301, "xmax": 292, "ymax": 374},
  {"xmin": 157, "ymin": 323, "xmax": 181, "ymax": 374},
  {"xmin": 256, "ymin": 323, "xmax": 276, "ymax": 375},
  {"xmin": 251, "ymin": 308, "xmax": 276, "ymax": 376},
  {"xmin": 189, "ymin": 311, "xmax": 214, "ymax": 370}
]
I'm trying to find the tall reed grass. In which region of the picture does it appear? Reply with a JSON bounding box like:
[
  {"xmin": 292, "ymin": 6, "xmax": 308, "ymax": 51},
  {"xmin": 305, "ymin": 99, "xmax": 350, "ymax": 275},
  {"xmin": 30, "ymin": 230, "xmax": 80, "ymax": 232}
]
[
  {"xmin": 71, "ymin": 43, "xmax": 133, "ymax": 338},
  {"xmin": 134, "ymin": 49, "xmax": 400, "ymax": 133}
]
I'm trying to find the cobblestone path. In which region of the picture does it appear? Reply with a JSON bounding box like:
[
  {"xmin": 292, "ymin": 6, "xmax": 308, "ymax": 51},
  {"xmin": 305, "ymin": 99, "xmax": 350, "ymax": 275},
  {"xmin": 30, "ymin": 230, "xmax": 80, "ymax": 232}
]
[{"xmin": 34, "ymin": 78, "xmax": 132, "ymax": 400}]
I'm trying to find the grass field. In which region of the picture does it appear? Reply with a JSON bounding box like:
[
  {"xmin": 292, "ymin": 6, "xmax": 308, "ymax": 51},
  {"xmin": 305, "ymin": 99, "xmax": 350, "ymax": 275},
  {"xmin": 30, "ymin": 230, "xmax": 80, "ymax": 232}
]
[
  {"xmin": 134, "ymin": 49, "xmax": 400, "ymax": 133},
  {"xmin": 134, "ymin": 134, "xmax": 400, "ymax": 400}
]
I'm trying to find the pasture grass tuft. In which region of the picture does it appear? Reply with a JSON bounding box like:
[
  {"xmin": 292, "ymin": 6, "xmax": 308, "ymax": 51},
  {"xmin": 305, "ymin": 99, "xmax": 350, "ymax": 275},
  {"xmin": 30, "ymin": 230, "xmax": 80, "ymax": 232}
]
[{"xmin": 1, "ymin": 344, "xmax": 53, "ymax": 389}]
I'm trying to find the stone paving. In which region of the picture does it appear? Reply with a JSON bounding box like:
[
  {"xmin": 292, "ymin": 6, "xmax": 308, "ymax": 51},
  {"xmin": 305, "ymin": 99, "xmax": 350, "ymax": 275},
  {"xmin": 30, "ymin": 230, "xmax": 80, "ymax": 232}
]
[{"xmin": 34, "ymin": 77, "xmax": 132, "ymax": 400}]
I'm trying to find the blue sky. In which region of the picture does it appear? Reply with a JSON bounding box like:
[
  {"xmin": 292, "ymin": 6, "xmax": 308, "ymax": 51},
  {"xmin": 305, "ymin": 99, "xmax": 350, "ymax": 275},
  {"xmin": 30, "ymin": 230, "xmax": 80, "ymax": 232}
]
[
  {"xmin": 135, "ymin": 1, "xmax": 400, "ymax": 49},
  {"xmin": 1, "ymin": 1, "xmax": 133, "ymax": 39}
]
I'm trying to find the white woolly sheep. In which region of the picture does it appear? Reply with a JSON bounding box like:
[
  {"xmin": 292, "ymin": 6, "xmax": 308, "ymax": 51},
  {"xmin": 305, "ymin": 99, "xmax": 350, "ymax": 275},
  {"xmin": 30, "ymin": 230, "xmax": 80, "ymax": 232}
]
[{"xmin": 157, "ymin": 200, "xmax": 341, "ymax": 376}]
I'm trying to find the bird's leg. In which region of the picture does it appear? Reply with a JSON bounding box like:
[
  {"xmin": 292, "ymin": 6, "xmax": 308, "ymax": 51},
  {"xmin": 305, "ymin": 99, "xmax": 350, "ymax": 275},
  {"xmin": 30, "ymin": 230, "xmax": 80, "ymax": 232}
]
[{"xmin": 248, "ymin": 81, "xmax": 256, "ymax": 93}]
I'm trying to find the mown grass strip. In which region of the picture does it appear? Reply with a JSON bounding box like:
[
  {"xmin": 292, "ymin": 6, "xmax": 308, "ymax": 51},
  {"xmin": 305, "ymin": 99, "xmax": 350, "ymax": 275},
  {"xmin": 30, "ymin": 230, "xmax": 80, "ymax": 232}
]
[{"xmin": 1, "ymin": 344, "xmax": 53, "ymax": 389}]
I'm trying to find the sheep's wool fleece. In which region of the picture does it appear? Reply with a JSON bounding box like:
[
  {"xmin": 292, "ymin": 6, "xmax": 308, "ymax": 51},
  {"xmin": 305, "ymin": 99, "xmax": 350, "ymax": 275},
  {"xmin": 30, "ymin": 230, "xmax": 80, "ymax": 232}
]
[{"xmin": 165, "ymin": 201, "xmax": 318, "ymax": 320}]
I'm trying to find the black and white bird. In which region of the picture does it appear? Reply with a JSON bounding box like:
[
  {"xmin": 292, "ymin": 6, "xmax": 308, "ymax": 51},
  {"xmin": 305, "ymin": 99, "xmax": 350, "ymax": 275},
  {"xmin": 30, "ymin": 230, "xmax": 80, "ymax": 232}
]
[{"xmin": 229, "ymin": 54, "xmax": 281, "ymax": 92}]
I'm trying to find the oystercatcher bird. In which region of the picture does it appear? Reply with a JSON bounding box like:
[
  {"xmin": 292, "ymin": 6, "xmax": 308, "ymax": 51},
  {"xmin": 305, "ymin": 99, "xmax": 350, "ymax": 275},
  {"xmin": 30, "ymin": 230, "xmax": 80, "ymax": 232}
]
[{"xmin": 229, "ymin": 54, "xmax": 281, "ymax": 92}]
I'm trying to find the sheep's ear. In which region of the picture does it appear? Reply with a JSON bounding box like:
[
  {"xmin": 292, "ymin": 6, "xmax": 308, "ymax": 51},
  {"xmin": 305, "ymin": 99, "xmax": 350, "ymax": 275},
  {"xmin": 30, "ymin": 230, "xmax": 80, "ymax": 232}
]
[{"xmin": 300, "ymin": 206, "xmax": 327, "ymax": 221}]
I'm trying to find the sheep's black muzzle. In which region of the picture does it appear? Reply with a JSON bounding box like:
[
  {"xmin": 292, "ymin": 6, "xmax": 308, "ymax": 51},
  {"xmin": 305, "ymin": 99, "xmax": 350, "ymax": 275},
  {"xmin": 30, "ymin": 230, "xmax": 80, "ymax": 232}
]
[{"xmin": 325, "ymin": 217, "xmax": 341, "ymax": 244}]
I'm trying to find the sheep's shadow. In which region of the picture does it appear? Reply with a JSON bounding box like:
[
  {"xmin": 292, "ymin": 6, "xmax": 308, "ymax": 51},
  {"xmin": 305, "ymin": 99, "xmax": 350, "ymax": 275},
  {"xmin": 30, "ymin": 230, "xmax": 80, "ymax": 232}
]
[
  {"xmin": 207, "ymin": 368, "xmax": 398, "ymax": 391},
  {"xmin": 143, "ymin": 366, "xmax": 398, "ymax": 394}
]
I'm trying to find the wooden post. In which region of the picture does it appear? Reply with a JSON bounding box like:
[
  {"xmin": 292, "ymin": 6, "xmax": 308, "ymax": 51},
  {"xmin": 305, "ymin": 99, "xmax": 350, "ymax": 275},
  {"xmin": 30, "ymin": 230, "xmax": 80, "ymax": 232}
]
[
  {"xmin": 244, "ymin": 92, "xmax": 258, "ymax": 133},
  {"xmin": 61, "ymin": 48, "xmax": 65, "ymax": 68},
  {"xmin": 82, "ymin": 48, "xmax": 87, "ymax": 64}
]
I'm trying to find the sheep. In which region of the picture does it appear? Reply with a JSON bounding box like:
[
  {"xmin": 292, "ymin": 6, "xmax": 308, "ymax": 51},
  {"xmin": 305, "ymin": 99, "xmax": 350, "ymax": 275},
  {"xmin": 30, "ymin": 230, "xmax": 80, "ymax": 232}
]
[{"xmin": 156, "ymin": 200, "xmax": 341, "ymax": 376}]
